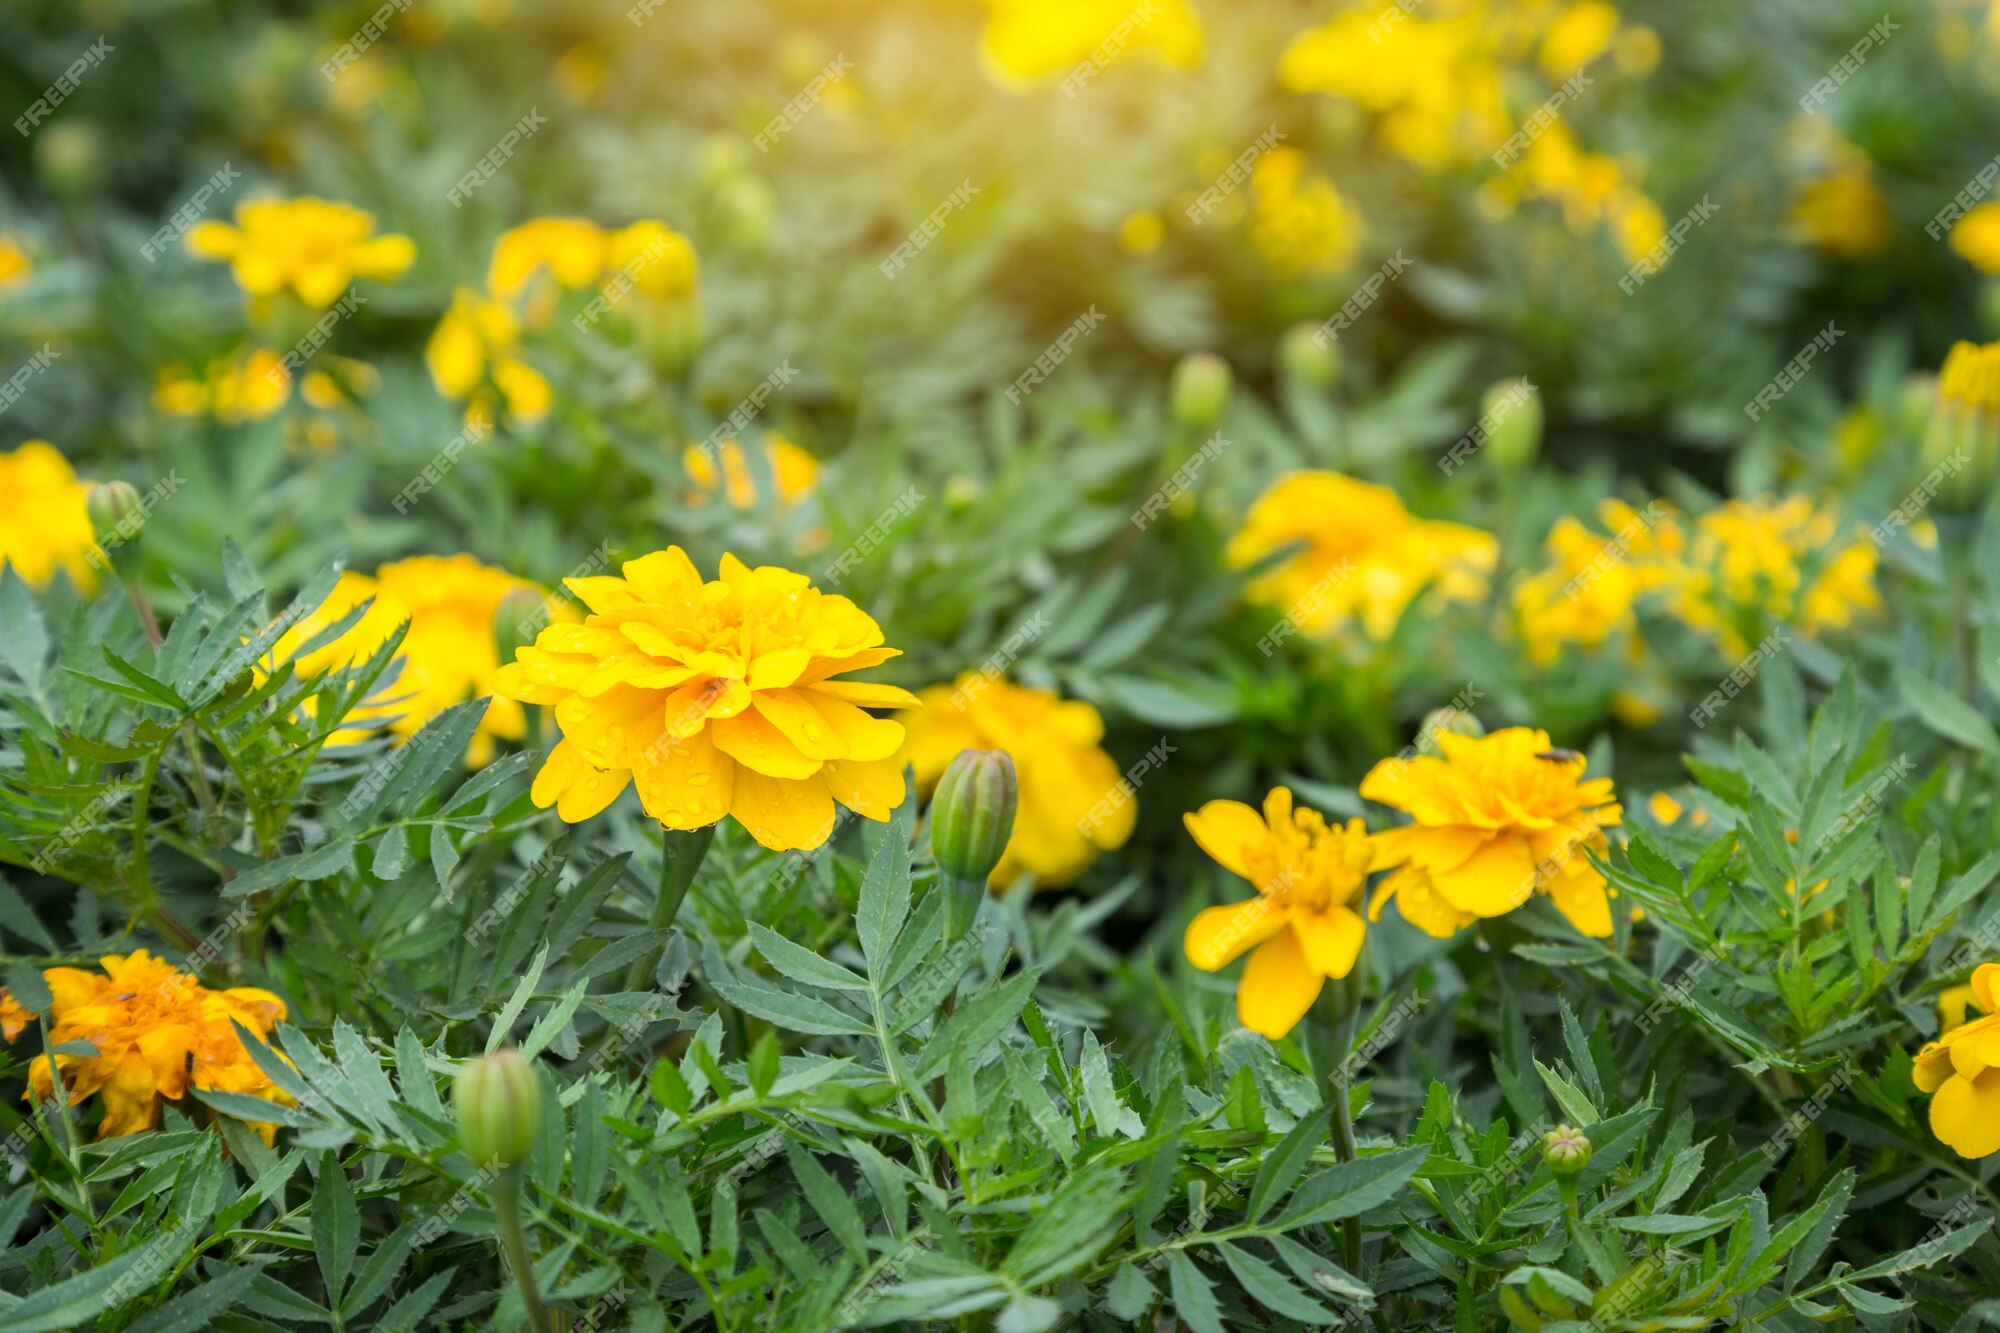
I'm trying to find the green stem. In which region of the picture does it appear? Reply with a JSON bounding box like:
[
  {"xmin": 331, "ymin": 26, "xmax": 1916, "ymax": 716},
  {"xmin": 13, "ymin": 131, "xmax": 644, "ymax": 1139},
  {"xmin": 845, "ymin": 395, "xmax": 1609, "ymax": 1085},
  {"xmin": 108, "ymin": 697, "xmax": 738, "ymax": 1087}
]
[
  {"xmin": 623, "ymin": 823, "xmax": 715, "ymax": 992},
  {"xmin": 490, "ymin": 1164, "xmax": 552, "ymax": 1330},
  {"xmin": 1318, "ymin": 1006, "xmax": 1363, "ymax": 1275},
  {"xmin": 1558, "ymin": 1173, "xmax": 1621, "ymax": 1283}
]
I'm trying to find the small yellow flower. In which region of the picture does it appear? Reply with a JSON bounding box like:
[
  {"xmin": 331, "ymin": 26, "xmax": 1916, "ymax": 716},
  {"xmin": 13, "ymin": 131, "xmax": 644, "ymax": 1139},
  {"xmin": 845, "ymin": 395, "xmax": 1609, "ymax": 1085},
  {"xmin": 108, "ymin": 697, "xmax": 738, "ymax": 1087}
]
[
  {"xmin": 0, "ymin": 234, "xmax": 31, "ymax": 292},
  {"xmin": 4, "ymin": 950, "xmax": 292, "ymax": 1141},
  {"xmin": 1248, "ymin": 147, "xmax": 1361, "ymax": 275},
  {"xmin": 426, "ymin": 287, "xmax": 553, "ymax": 426},
  {"xmin": 684, "ymin": 435, "xmax": 819, "ymax": 511},
  {"xmin": 1914, "ymin": 962, "xmax": 2000, "ymax": 1158},
  {"xmin": 1117, "ymin": 211, "xmax": 1165, "ymax": 255},
  {"xmin": 1510, "ymin": 515, "xmax": 1647, "ymax": 665},
  {"xmin": 1646, "ymin": 792, "xmax": 1683, "ymax": 824},
  {"xmin": 1665, "ymin": 495, "xmax": 1880, "ymax": 657},
  {"xmin": 1183, "ymin": 787, "xmax": 1374, "ymax": 1039},
  {"xmin": 1949, "ymin": 201, "xmax": 2000, "ymax": 274},
  {"xmin": 897, "ymin": 675, "xmax": 1134, "ymax": 888},
  {"xmin": 491, "ymin": 549, "xmax": 919, "ymax": 851},
  {"xmin": 1362, "ymin": 727, "xmax": 1623, "ymax": 939},
  {"xmin": 1539, "ymin": 1, "xmax": 1620, "ymax": 79},
  {"xmin": 1781, "ymin": 121, "xmax": 1891, "ymax": 260},
  {"xmin": 186, "ymin": 197, "xmax": 415, "ymax": 307},
  {"xmin": 153, "ymin": 349, "xmax": 292, "ymax": 424},
  {"xmin": 1228, "ymin": 471, "xmax": 1496, "ymax": 643},
  {"xmin": 606, "ymin": 220, "xmax": 699, "ymax": 300},
  {"xmin": 0, "ymin": 442, "xmax": 102, "ymax": 593},
  {"xmin": 486, "ymin": 217, "xmax": 608, "ymax": 302},
  {"xmin": 980, "ymin": 0, "xmax": 1203, "ymax": 88}
]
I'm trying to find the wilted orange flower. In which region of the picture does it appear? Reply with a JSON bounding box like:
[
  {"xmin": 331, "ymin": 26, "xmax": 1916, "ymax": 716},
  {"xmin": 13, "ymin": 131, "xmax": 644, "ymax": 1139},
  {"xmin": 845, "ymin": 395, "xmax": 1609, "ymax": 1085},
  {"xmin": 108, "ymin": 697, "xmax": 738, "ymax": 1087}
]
[
  {"xmin": 1228, "ymin": 471, "xmax": 1496, "ymax": 642},
  {"xmin": 897, "ymin": 674, "xmax": 1134, "ymax": 888},
  {"xmin": 1362, "ymin": 727, "xmax": 1623, "ymax": 938},
  {"xmin": 0, "ymin": 441, "xmax": 101, "ymax": 593},
  {"xmin": 4, "ymin": 950, "xmax": 292, "ymax": 1141},
  {"xmin": 1184, "ymin": 787, "xmax": 1375, "ymax": 1039},
  {"xmin": 186, "ymin": 197, "xmax": 415, "ymax": 307},
  {"xmin": 1914, "ymin": 963, "xmax": 2000, "ymax": 1158},
  {"xmin": 492, "ymin": 548, "xmax": 919, "ymax": 851}
]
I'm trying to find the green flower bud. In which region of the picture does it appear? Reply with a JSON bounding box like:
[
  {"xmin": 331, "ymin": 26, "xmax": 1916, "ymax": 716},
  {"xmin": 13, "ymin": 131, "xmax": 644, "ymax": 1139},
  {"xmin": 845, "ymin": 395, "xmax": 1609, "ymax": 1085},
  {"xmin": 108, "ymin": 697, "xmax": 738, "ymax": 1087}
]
[
  {"xmin": 930, "ymin": 749, "xmax": 1017, "ymax": 891},
  {"xmin": 87, "ymin": 480, "xmax": 142, "ymax": 548},
  {"xmin": 455, "ymin": 1049, "xmax": 541, "ymax": 1167},
  {"xmin": 1170, "ymin": 352, "xmax": 1231, "ymax": 428},
  {"xmin": 1480, "ymin": 377, "xmax": 1543, "ymax": 469},
  {"xmin": 1415, "ymin": 705, "xmax": 1483, "ymax": 756},
  {"xmin": 1543, "ymin": 1123, "xmax": 1592, "ymax": 1176},
  {"xmin": 1279, "ymin": 321, "xmax": 1339, "ymax": 390},
  {"xmin": 493, "ymin": 587, "xmax": 547, "ymax": 666}
]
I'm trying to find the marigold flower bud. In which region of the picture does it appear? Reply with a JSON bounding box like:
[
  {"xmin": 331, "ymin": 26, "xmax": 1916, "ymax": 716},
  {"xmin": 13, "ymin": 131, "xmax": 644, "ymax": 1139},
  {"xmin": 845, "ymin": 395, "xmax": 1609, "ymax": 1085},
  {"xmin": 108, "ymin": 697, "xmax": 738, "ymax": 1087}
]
[
  {"xmin": 455, "ymin": 1048, "xmax": 540, "ymax": 1167},
  {"xmin": 86, "ymin": 480, "xmax": 142, "ymax": 547},
  {"xmin": 1279, "ymin": 321, "xmax": 1339, "ymax": 389},
  {"xmin": 1543, "ymin": 1123, "xmax": 1592, "ymax": 1175},
  {"xmin": 1481, "ymin": 377, "xmax": 1543, "ymax": 469},
  {"xmin": 1170, "ymin": 352, "xmax": 1231, "ymax": 427},
  {"xmin": 930, "ymin": 749, "xmax": 1017, "ymax": 890}
]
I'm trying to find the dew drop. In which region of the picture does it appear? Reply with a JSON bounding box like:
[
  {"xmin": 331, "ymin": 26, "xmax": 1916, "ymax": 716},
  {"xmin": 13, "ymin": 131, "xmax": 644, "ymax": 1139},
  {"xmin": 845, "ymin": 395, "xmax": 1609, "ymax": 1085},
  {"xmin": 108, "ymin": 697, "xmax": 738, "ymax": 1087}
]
[{"xmin": 687, "ymin": 773, "xmax": 711, "ymax": 787}]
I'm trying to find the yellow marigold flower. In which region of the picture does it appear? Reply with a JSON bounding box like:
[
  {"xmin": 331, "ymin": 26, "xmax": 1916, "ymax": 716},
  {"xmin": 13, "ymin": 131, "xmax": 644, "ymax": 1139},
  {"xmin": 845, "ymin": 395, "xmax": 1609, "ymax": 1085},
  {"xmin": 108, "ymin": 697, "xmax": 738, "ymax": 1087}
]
[
  {"xmin": 152, "ymin": 349, "xmax": 292, "ymax": 424},
  {"xmin": 1183, "ymin": 787, "xmax": 1374, "ymax": 1039},
  {"xmin": 1539, "ymin": 1, "xmax": 1620, "ymax": 79},
  {"xmin": 684, "ymin": 435, "xmax": 819, "ymax": 511},
  {"xmin": 1362, "ymin": 727, "xmax": 1623, "ymax": 939},
  {"xmin": 0, "ymin": 441, "xmax": 102, "ymax": 593},
  {"xmin": 1117, "ymin": 210, "xmax": 1166, "ymax": 255},
  {"xmin": 5, "ymin": 950, "xmax": 292, "ymax": 1141},
  {"xmin": 1510, "ymin": 516, "xmax": 1647, "ymax": 665},
  {"xmin": 1666, "ymin": 496, "xmax": 1880, "ymax": 657},
  {"xmin": 1948, "ymin": 201, "xmax": 2000, "ymax": 274},
  {"xmin": 1646, "ymin": 791, "xmax": 1682, "ymax": 824},
  {"xmin": 1227, "ymin": 471, "xmax": 1497, "ymax": 643},
  {"xmin": 1914, "ymin": 962, "xmax": 2000, "ymax": 1158},
  {"xmin": 487, "ymin": 217, "xmax": 608, "ymax": 302},
  {"xmin": 0, "ymin": 992, "xmax": 33, "ymax": 1041},
  {"xmin": 607, "ymin": 220, "xmax": 699, "ymax": 301},
  {"xmin": 897, "ymin": 675, "xmax": 1134, "ymax": 888},
  {"xmin": 1248, "ymin": 147, "xmax": 1361, "ymax": 275},
  {"xmin": 186, "ymin": 197, "xmax": 415, "ymax": 307},
  {"xmin": 980, "ymin": 0, "xmax": 1203, "ymax": 88},
  {"xmin": 427, "ymin": 287, "xmax": 553, "ymax": 426},
  {"xmin": 1785, "ymin": 169, "xmax": 1892, "ymax": 259},
  {"xmin": 491, "ymin": 549, "xmax": 920, "ymax": 851},
  {"xmin": 0, "ymin": 234, "xmax": 30, "ymax": 292}
]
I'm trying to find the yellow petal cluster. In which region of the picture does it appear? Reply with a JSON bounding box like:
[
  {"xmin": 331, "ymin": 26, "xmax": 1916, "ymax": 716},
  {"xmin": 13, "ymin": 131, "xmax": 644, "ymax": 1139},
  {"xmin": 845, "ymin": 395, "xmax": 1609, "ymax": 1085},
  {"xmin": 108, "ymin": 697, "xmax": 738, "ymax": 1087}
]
[
  {"xmin": 1664, "ymin": 496, "xmax": 1880, "ymax": 657},
  {"xmin": 1914, "ymin": 963, "xmax": 2000, "ymax": 1158},
  {"xmin": 487, "ymin": 216, "xmax": 697, "ymax": 309},
  {"xmin": 1949, "ymin": 201, "xmax": 2000, "ymax": 275},
  {"xmin": 153, "ymin": 348, "xmax": 291, "ymax": 423},
  {"xmin": 1362, "ymin": 727, "xmax": 1623, "ymax": 938},
  {"xmin": 0, "ymin": 441, "xmax": 102, "ymax": 593},
  {"xmin": 2, "ymin": 950, "xmax": 292, "ymax": 1141},
  {"xmin": 1227, "ymin": 470, "xmax": 1497, "ymax": 643},
  {"xmin": 1781, "ymin": 119, "xmax": 1892, "ymax": 260},
  {"xmin": 1183, "ymin": 787, "xmax": 1375, "ymax": 1039},
  {"xmin": 426, "ymin": 287, "xmax": 554, "ymax": 426},
  {"xmin": 0, "ymin": 234, "xmax": 30, "ymax": 292},
  {"xmin": 186, "ymin": 197, "xmax": 415, "ymax": 307},
  {"xmin": 492, "ymin": 548, "xmax": 919, "ymax": 851},
  {"xmin": 684, "ymin": 435, "xmax": 820, "ymax": 512},
  {"xmin": 1248, "ymin": 147, "xmax": 1361, "ymax": 275},
  {"xmin": 980, "ymin": 0, "xmax": 1204, "ymax": 88},
  {"xmin": 1511, "ymin": 515, "xmax": 1649, "ymax": 666},
  {"xmin": 264, "ymin": 556, "xmax": 557, "ymax": 764},
  {"xmin": 897, "ymin": 675, "xmax": 1134, "ymax": 888},
  {"xmin": 1494, "ymin": 120, "xmax": 1665, "ymax": 264}
]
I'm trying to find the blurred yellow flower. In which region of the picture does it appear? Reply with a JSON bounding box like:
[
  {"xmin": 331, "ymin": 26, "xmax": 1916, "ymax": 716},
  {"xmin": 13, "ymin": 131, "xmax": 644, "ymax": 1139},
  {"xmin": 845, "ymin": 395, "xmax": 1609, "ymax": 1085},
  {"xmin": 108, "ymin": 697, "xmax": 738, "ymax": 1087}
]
[
  {"xmin": 1227, "ymin": 471, "xmax": 1497, "ymax": 643},
  {"xmin": 981, "ymin": 0, "xmax": 1203, "ymax": 88},
  {"xmin": 1646, "ymin": 791, "xmax": 1682, "ymax": 824},
  {"xmin": 1117, "ymin": 210, "xmax": 1166, "ymax": 255},
  {"xmin": 0, "ymin": 441, "xmax": 101, "ymax": 593},
  {"xmin": 1539, "ymin": 1, "xmax": 1620, "ymax": 78},
  {"xmin": 153, "ymin": 349, "xmax": 292, "ymax": 423},
  {"xmin": 1184, "ymin": 787, "xmax": 1375, "ymax": 1039},
  {"xmin": 1248, "ymin": 146, "xmax": 1361, "ymax": 274},
  {"xmin": 5, "ymin": 950, "xmax": 292, "ymax": 1141},
  {"xmin": 1508, "ymin": 121, "xmax": 1664, "ymax": 262},
  {"xmin": 898, "ymin": 675, "xmax": 1133, "ymax": 888},
  {"xmin": 186, "ymin": 196, "xmax": 415, "ymax": 307},
  {"xmin": 1781, "ymin": 119, "xmax": 1892, "ymax": 260},
  {"xmin": 492, "ymin": 549, "xmax": 919, "ymax": 850},
  {"xmin": 606, "ymin": 220, "xmax": 699, "ymax": 300},
  {"xmin": 1949, "ymin": 202, "xmax": 2000, "ymax": 274},
  {"xmin": 1913, "ymin": 962, "xmax": 2000, "ymax": 1158},
  {"xmin": 684, "ymin": 435, "xmax": 819, "ymax": 511},
  {"xmin": 427, "ymin": 287, "xmax": 553, "ymax": 426},
  {"xmin": 487, "ymin": 217, "xmax": 608, "ymax": 301},
  {"xmin": 1281, "ymin": 9, "xmax": 1508, "ymax": 170},
  {"xmin": 263, "ymin": 570, "xmax": 414, "ymax": 746},
  {"xmin": 1665, "ymin": 496, "xmax": 1881, "ymax": 657},
  {"xmin": 1511, "ymin": 514, "xmax": 1648, "ymax": 665},
  {"xmin": 0, "ymin": 234, "xmax": 30, "ymax": 291},
  {"xmin": 1363, "ymin": 727, "xmax": 1623, "ymax": 938}
]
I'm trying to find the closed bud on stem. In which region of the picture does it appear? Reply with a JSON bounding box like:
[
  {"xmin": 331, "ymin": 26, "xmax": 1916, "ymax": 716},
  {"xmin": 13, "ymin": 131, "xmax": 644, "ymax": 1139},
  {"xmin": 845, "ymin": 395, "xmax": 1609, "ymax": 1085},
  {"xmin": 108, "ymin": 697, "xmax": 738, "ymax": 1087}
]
[
  {"xmin": 1924, "ymin": 341, "xmax": 2000, "ymax": 511},
  {"xmin": 1481, "ymin": 377, "xmax": 1543, "ymax": 469},
  {"xmin": 87, "ymin": 480, "xmax": 142, "ymax": 549},
  {"xmin": 1279, "ymin": 321, "xmax": 1339, "ymax": 389},
  {"xmin": 455, "ymin": 1048, "xmax": 540, "ymax": 1167},
  {"xmin": 1170, "ymin": 352, "xmax": 1231, "ymax": 428},
  {"xmin": 930, "ymin": 749, "xmax": 1017, "ymax": 935},
  {"xmin": 1543, "ymin": 1123, "xmax": 1593, "ymax": 1175}
]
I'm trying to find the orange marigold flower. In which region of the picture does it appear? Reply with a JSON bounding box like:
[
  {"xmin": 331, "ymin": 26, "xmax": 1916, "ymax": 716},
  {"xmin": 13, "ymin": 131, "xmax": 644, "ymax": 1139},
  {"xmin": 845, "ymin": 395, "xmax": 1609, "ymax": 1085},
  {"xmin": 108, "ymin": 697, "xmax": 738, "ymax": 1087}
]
[{"xmin": 1914, "ymin": 963, "xmax": 2000, "ymax": 1158}]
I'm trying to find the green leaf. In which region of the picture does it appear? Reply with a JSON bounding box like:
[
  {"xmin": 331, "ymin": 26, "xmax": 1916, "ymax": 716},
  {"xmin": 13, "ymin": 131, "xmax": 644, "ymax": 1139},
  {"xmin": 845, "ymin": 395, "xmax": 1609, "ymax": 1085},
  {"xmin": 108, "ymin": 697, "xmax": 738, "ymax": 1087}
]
[
  {"xmin": 749, "ymin": 922, "xmax": 869, "ymax": 991},
  {"xmin": 1167, "ymin": 1252, "xmax": 1227, "ymax": 1333},
  {"xmin": 912, "ymin": 968, "xmax": 1042, "ymax": 1079},
  {"xmin": 312, "ymin": 1152, "xmax": 359, "ymax": 1302},
  {"xmin": 3, "ymin": 960, "xmax": 51, "ymax": 1015},
  {"xmin": 1900, "ymin": 669, "xmax": 2000, "ymax": 755},
  {"xmin": 486, "ymin": 943, "xmax": 549, "ymax": 1052},
  {"xmin": 856, "ymin": 803, "xmax": 912, "ymax": 974},
  {"xmin": 748, "ymin": 1030, "xmax": 780, "ymax": 1096},
  {"xmin": 1246, "ymin": 1107, "xmax": 1331, "ymax": 1224},
  {"xmin": 1216, "ymin": 1242, "xmax": 1332, "ymax": 1322},
  {"xmin": 1533, "ymin": 1058, "xmax": 1601, "ymax": 1126},
  {"xmin": 1271, "ymin": 1145, "xmax": 1429, "ymax": 1229}
]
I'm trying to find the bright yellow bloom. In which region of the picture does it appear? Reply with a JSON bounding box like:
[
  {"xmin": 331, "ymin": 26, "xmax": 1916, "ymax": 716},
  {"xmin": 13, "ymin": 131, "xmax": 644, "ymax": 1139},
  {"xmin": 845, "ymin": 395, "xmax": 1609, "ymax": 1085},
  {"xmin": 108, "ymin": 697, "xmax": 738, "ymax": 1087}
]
[
  {"xmin": 1511, "ymin": 515, "xmax": 1648, "ymax": 665},
  {"xmin": 1949, "ymin": 202, "xmax": 2000, "ymax": 274},
  {"xmin": 0, "ymin": 234, "xmax": 30, "ymax": 292},
  {"xmin": 1505, "ymin": 120, "xmax": 1665, "ymax": 263},
  {"xmin": 186, "ymin": 197, "xmax": 415, "ymax": 307},
  {"xmin": 1646, "ymin": 792, "xmax": 1682, "ymax": 824},
  {"xmin": 1248, "ymin": 147, "xmax": 1361, "ymax": 275},
  {"xmin": 1227, "ymin": 471, "xmax": 1497, "ymax": 643},
  {"xmin": 426, "ymin": 287, "xmax": 553, "ymax": 426},
  {"xmin": 492, "ymin": 549, "xmax": 919, "ymax": 851},
  {"xmin": 1938, "ymin": 338, "xmax": 2000, "ymax": 413},
  {"xmin": 606, "ymin": 220, "xmax": 699, "ymax": 300},
  {"xmin": 1665, "ymin": 496, "xmax": 1880, "ymax": 657},
  {"xmin": 486, "ymin": 217, "xmax": 608, "ymax": 302},
  {"xmin": 1183, "ymin": 787, "xmax": 1375, "ymax": 1039},
  {"xmin": 1363, "ymin": 727, "xmax": 1623, "ymax": 939},
  {"xmin": 1539, "ymin": 1, "xmax": 1620, "ymax": 78},
  {"xmin": 1914, "ymin": 962, "xmax": 2000, "ymax": 1158},
  {"xmin": 684, "ymin": 435, "xmax": 819, "ymax": 511},
  {"xmin": 4, "ymin": 950, "xmax": 292, "ymax": 1141},
  {"xmin": 153, "ymin": 349, "xmax": 292, "ymax": 423},
  {"xmin": 0, "ymin": 442, "xmax": 101, "ymax": 593},
  {"xmin": 980, "ymin": 0, "xmax": 1203, "ymax": 88},
  {"xmin": 897, "ymin": 675, "xmax": 1134, "ymax": 888}
]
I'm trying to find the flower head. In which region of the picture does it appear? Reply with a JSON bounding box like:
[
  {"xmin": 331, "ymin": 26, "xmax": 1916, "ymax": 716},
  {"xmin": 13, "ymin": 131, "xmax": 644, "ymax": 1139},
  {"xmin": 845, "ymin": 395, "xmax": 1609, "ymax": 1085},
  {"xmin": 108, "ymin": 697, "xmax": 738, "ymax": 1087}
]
[
  {"xmin": 491, "ymin": 548, "xmax": 918, "ymax": 851},
  {"xmin": 0, "ymin": 442, "xmax": 102, "ymax": 593},
  {"xmin": 427, "ymin": 287, "xmax": 554, "ymax": 427},
  {"xmin": 684, "ymin": 435, "xmax": 819, "ymax": 511},
  {"xmin": 1949, "ymin": 201, "xmax": 2000, "ymax": 274},
  {"xmin": 1248, "ymin": 147, "xmax": 1361, "ymax": 275},
  {"xmin": 897, "ymin": 675, "xmax": 1133, "ymax": 888},
  {"xmin": 981, "ymin": 0, "xmax": 1203, "ymax": 88},
  {"xmin": 186, "ymin": 197, "xmax": 415, "ymax": 307},
  {"xmin": 1914, "ymin": 962, "xmax": 2000, "ymax": 1158},
  {"xmin": 1228, "ymin": 470, "xmax": 1496, "ymax": 643},
  {"xmin": 1664, "ymin": 496, "xmax": 1879, "ymax": 657},
  {"xmin": 153, "ymin": 349, "xmax": 291, "ymax": 423},
  {"xmin": 1362, "ymin": 726, "xmax": 1622, "ymax": 938},
  {"xmin": 487, "ymin": 217, "xmax": 609, "ymax": 302},
  {"xmin": 1183, "ymin": 787, "xmax": 1375, "ymax": 1039},
  {"xmin": 3, "ymin": 950, "xmax": 292, "ymax": 1141}
]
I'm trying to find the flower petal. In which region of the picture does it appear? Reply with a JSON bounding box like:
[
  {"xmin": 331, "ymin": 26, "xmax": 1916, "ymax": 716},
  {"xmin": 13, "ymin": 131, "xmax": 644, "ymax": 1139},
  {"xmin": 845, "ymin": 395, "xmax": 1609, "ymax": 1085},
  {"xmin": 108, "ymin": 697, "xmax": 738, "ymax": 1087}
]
[
  {"xmin": 631, "ymin": 725, "xmax": 734, "ymax": 830},
  {"xmin": 1184, "ymin": 800, "xmax": 1271, "ymax": 883},
  {"xmin": 1930, "ymin": 1067, "xmax": 2000, "ymax": 1159},
  {"xmin": 1185, "ymin": 898, "xmax": 1287, "ymax": 971},
  {"xmin": 1293, "ymin": 909, "xmax": 1366, "ymax": 979},
  {"xmin": 730, "ymin": 767, "xmax": 837, "ymax": 851},
  {"xmin": 1236, "ymin": 931, "xmax": 1324, "ymax": 1040}
]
